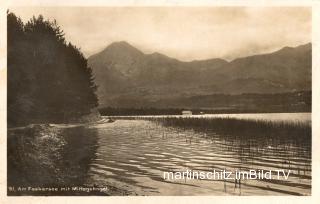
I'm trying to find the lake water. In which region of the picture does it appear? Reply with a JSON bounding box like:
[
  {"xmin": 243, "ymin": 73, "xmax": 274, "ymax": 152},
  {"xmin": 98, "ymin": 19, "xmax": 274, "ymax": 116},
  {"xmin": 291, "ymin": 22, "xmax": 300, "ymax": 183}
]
[{"xmin": 7, "ymin": 113, "xmax": 311, "ymax": 196}]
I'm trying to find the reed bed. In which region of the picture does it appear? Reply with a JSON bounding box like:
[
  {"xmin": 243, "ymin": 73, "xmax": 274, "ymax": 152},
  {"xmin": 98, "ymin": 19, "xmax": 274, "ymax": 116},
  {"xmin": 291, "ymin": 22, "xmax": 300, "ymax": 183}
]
[{"xmin": 113, "ymin": 116, "xmax": 311, "ymax": 146}]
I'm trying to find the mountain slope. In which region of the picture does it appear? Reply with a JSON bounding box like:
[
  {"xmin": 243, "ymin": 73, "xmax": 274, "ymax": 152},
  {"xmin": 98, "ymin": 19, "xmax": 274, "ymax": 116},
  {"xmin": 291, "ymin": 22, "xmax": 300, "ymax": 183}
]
[
  {"xmin": 88, "ymin": 42, "xmax": 311, "ymax": 108},
  {"xmin": 210, "ymin": 43, "xmax": 311, "ymax": 93}
]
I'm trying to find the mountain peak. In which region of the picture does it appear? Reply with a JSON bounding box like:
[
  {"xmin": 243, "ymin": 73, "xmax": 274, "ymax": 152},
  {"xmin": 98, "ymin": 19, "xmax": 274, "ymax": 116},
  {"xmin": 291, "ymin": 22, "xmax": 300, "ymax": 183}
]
[
  {"xmin": 108, "ymin": 41, "xmax": 133, "ymax": 48},
  {"xmin": 88, "ymin": 41, "xmax": 144, "ymax": 61},
  {"xmin": 148, "ymin": 52, "xmax": 171, "ymax": 59},
  {"xmin": 295, "ymin": 42, "xmax": 312, "ymax": 52},
  {"xmin": 101, "ymin": 41, "xmax": 144, "ymax": 56},
  {"xmin": 274, "ymin": 42, "xmax": 311, "ymax": 56}
]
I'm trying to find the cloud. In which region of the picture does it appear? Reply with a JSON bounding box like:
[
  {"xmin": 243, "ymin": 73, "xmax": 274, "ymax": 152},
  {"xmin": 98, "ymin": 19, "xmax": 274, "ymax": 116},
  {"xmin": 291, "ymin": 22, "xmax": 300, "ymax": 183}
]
[{"xmin": 11, "ymin": 7, "xmax": 311, "ymax": 61}]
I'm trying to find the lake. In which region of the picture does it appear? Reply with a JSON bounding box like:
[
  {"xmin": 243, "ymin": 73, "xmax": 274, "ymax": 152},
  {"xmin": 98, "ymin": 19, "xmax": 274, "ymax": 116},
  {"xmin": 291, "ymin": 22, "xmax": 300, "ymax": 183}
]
[{"xmin": 7, "ymin": 113, "xmax": 311, "ymax": 196}]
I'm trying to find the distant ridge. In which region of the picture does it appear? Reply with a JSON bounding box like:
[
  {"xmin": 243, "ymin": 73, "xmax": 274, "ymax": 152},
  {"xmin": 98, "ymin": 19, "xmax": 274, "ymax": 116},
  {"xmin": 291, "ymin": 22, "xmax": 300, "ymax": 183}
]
[{"xmin": 88, "ymin": 42, "xmax": 311, "ymax": 108}]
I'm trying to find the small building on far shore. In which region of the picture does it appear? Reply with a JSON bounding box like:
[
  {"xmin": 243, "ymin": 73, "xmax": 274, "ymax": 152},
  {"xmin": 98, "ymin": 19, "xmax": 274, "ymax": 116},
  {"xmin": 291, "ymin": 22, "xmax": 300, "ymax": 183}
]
[{"xmin": 182, "ymin": 110, "xmax": 192, "ymax": 115}]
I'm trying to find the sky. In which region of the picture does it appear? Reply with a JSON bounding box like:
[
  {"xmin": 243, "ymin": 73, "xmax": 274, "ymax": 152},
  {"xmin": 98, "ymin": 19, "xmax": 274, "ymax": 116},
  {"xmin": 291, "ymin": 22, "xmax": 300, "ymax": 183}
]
[{"xmin": 11, "ymin": 7, "xmax": 311, "ymax": 61}]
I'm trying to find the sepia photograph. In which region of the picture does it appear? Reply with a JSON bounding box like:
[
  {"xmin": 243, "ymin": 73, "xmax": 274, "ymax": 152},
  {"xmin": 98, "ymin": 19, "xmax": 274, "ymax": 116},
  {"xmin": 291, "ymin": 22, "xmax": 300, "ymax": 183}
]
[{"xmin": 5, "ymin": 5, "xmax": 313, "ymax": 197}]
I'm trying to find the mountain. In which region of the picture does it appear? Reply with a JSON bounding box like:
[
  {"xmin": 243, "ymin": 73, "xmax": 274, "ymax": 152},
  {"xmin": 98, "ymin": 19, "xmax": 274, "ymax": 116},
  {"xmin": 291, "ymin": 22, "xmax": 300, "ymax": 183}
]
[
  {"xmin": 88, "ymin": 42, "xmax": 311, "ymax": 108},
  {"xmin": 208, "ymin": 43, "xmax": 312, "ymax": 94}
]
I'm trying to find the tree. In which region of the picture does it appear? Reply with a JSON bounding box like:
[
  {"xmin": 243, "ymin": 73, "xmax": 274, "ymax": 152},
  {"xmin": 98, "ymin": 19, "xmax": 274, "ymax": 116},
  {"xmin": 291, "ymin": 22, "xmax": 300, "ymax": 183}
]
[{"xmin": 7, "ymin": 12, "xmax": 98, "ymax": 126}]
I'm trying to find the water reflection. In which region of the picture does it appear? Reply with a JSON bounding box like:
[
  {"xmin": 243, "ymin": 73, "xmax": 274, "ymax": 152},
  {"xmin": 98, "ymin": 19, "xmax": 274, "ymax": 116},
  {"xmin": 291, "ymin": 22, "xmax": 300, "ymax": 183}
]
[
  {"xmin": 7, "ymin": 118, "xmax": 311, "ymax": 196},
  {"xmin": 7, "ymin": 125, "xmax": 100, "ymax": 195},
  {"xmin": 86, "ymin": 120, "xmax": 311, "ymax": 196}
]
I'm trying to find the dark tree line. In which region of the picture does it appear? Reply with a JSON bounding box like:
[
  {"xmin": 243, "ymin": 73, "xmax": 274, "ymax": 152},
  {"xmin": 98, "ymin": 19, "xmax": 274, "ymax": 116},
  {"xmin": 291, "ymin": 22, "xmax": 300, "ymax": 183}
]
[
  {"xmin": 8, "ymin": 12, "xmax": 98, "ymax": 126},
  {"xmin": 99, "ymin": 107, "xmax": 186, "ymax": 116},
  {"xmin": 99, "ymin": 91, "xmax": 311, "ymax": 116}
]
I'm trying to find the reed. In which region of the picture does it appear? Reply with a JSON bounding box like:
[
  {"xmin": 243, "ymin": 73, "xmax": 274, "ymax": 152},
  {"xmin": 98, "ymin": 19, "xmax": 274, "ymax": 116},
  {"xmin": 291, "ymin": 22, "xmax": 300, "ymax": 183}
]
[{"xmin": 113, "ymin": 116, "xmax": 311, "ymax": 146}]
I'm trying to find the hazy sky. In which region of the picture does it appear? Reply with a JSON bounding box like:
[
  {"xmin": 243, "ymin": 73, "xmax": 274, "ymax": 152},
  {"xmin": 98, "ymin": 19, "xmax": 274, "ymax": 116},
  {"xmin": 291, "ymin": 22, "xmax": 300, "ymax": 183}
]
[{"xmin": 11, "ymin": 7, "xmax": 311, "ymax": 61}]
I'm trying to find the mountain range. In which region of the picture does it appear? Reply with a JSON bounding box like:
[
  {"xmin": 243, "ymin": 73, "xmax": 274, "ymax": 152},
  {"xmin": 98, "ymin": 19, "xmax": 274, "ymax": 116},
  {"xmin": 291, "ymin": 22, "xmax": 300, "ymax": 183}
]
[{"xmin": 88, "ymin": 41, "xmax": 311, "ymax": 109}]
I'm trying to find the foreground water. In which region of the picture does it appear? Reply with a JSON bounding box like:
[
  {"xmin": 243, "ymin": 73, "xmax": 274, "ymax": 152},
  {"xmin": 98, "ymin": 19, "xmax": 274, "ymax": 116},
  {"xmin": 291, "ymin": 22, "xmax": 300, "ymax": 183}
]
[{"xmin": 8, "ymin": 113, "xmax": 311, "ymax": 196}]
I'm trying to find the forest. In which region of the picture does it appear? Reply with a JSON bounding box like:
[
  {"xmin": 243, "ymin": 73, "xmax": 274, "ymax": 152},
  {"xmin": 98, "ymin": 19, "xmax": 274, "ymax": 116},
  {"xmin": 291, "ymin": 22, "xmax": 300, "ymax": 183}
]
[
  {"xmin": 99, "ymin": 91, "xmax": 311, "ymax": 116},
  {"xmin": 7, "ymin": 12, "xmax": 98, "ymax": 126}
]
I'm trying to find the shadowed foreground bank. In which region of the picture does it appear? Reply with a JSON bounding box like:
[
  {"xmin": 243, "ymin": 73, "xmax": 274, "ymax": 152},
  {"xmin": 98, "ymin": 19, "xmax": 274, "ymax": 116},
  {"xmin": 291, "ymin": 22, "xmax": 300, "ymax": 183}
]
[{"xmin": 7, "ymin": 124, "xmax": 128, "ymax": 196}]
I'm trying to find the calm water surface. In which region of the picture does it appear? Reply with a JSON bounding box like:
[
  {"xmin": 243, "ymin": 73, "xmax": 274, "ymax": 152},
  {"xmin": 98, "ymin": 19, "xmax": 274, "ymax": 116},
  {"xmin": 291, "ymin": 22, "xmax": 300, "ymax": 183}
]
[
  {"xmin": 84, "ymin": 114, "xmax": 311, "ymax": 195},
  {"xmin": 8, "ymin": 113, "xmax": 311, "ymax": 195}
]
